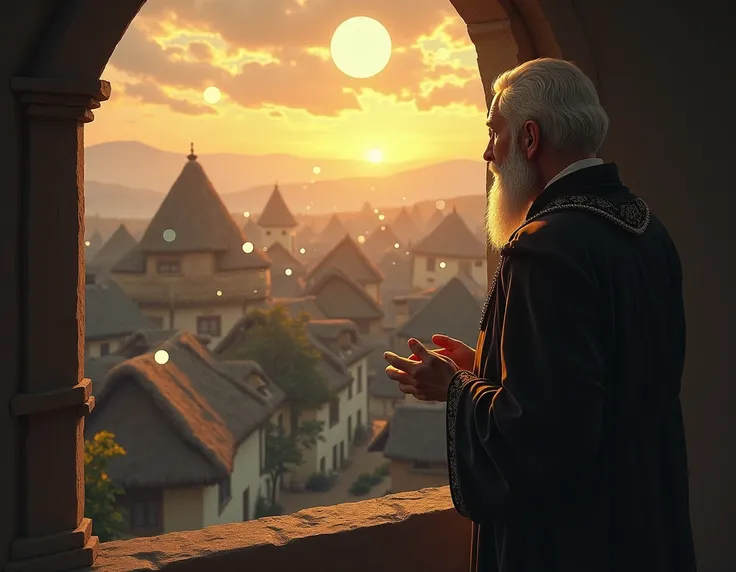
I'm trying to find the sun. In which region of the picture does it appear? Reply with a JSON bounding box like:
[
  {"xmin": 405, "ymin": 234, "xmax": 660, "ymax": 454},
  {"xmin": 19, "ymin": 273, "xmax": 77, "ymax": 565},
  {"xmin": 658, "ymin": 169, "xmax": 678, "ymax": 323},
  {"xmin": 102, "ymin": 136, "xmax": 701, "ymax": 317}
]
[
  {"xmin": 203, "ymin": 86, "xmax": 221, "ymax": 104},
  {"xmin": 330, "ymin": 17, "xmax": 392, "ymax": 79},
  {"xmin": 367, "ymin": 149, "xmax": 384, "ymax": 163}
]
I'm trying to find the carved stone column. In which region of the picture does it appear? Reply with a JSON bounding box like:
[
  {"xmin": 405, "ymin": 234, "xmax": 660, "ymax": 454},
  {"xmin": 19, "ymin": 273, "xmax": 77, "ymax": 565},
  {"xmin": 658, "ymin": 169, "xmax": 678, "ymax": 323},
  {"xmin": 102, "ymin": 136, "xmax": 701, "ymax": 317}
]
[{"xmin": 6, "ymin": 77, "xmax": 110, "ymax": 572}]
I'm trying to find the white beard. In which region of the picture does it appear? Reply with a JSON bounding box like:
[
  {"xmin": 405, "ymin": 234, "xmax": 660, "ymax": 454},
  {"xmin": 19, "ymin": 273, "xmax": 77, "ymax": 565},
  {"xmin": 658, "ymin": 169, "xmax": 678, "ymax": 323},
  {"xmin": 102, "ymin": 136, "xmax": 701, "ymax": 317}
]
[{"xmin": 485, "ymin": 142, "xmax": 539, "ymax": 250}]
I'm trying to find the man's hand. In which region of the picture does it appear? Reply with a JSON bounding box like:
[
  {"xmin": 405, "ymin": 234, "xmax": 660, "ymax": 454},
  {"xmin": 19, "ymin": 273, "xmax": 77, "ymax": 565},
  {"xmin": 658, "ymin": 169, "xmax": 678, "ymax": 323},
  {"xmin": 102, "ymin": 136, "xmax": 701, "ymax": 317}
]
[
  {"xmin": 410, "ymin": 334, "xmax": 475, "ymax": 372},
  {"xmin": 384, "ymin": 338, "xmax": 460, "ymax": 402}
]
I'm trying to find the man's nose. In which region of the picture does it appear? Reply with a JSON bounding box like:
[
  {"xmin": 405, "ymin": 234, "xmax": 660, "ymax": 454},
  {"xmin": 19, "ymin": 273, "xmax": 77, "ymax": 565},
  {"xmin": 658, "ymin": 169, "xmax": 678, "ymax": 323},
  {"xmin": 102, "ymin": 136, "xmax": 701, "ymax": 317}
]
[{"xmin": 483, "ymin": 142, "xmax": 494, "ymax": 163}]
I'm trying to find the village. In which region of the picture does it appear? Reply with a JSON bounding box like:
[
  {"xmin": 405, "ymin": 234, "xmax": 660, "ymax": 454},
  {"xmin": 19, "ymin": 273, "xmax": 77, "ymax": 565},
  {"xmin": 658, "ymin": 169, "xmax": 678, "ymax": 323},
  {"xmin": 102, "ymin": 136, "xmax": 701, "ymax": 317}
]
[{"xmin": 83, "ymin": 146, "xmax": 491, "ymax": 537}]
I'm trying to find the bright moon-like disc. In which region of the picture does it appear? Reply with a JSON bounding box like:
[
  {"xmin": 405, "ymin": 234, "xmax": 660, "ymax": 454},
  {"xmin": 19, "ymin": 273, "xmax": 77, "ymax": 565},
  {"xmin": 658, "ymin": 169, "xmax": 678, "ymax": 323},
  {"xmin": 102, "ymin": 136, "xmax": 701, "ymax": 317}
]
[
  {"xmin": 367, "ymin": 149, "xmax": 383, "ymax": 163},
  {"xmin": 203, "ymin": 86, "xmax": 221, "ymax": 104},
  {"xmin": 330, "ymin": 17, "xmax": 392, "ymax": 79}
]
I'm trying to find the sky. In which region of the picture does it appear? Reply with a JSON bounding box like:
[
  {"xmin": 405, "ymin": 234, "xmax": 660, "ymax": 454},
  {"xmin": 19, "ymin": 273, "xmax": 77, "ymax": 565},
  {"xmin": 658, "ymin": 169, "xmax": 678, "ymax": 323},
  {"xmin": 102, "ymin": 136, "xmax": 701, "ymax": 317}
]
[{"xmin": 86, "ymin": 0, "xmax": 490, "ymax": 165}]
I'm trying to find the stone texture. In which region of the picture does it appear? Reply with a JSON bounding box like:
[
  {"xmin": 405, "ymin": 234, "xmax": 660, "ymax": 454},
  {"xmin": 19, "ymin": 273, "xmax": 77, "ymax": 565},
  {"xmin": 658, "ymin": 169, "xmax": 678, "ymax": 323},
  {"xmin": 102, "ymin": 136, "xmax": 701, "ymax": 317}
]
[{"xmin": 87, "ymin": 487, "xmax": 470, "ymax": 572}]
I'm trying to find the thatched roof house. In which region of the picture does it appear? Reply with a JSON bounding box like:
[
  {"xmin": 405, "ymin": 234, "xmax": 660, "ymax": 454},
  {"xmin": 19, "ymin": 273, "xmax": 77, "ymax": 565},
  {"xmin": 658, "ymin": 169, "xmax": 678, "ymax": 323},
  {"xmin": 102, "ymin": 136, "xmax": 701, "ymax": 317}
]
[{"xmin": 85, "ymin": 332, "xmax": 285, "ymax": 488}]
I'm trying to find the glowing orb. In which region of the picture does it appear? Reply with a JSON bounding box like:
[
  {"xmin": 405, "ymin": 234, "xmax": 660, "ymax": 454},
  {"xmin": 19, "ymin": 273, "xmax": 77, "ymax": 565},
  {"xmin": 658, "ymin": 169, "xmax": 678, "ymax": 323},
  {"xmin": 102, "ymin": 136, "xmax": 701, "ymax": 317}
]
[
  {"xmin": 357, "ymin": 235, "xmax": 366, "ymax": 244},
  {"xmin": 439, "ymin": 261, "xmax": 447, "ymax": 269},
  {"xmin": 84, "ymin": 240, "xmax": 91, "ymax": 247},
  {"xmin": 154, "ymin": 350, "xmax": 169, "ymax": 365},
  {"xmin": 163, "ymin": 228, "xmax": 176, "ymax": 242},
  {"xmin": 394, "ymin": 242, "xmax": 400, "ymax": 248},
  {"xmin": 244, "ymin": 211, "xmax": 250, "ymax": 218},
  {"xmin": 378, "ymin": 214, "xmax": 385, "ymax": 221},
  {"xmin": 242, "ymin": 242, "xmax": 254, "ymax": 253},
  {"xmin": 203, "ymin": 86, "xmax": 221, "ymax": 104},
  {"xmin": 330, "ymin": 17, "xmax": 392, "ymax": 79},
  {"xmin": 436, "ymin": 199, "xmax": 446, "ymax": 210},
  {"xmin": 367, "ymin": 149, "xmax": 383, "ymax": 163},
  {"xmin": 313, "ymin": 166, "xmax": 321, "ymax": 175},
  {"xmin": 216, "ymin": 290, "xmax": 223, "ymax": 297},
  {"xmin": 299, "ymin": 247, "xmax": 306, "ymax": 254}
]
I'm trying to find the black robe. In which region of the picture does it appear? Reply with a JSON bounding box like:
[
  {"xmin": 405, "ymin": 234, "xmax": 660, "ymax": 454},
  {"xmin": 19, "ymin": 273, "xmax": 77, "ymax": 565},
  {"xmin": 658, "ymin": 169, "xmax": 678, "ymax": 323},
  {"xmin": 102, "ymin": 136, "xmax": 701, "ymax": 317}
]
[{"xmin": 446, "ymin": 163, "xmax": 697, "ymax": 572}]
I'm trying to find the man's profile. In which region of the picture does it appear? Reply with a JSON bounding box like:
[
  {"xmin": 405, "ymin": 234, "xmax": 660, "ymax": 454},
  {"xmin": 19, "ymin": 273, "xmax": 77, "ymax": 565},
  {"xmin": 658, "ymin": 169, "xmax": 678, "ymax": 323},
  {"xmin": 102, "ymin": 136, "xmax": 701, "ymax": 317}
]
[{"xmin": 384, "ymin": 58, "xmax": 696, "ymax": 572}]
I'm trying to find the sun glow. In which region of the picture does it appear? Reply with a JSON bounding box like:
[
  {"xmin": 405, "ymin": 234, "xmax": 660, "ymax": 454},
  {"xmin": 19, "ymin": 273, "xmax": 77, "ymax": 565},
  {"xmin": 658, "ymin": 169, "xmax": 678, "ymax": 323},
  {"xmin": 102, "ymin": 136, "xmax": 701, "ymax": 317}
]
[
  {"xmin": 367, "ymin": 149, "xmax": 384, "ymax": 163},
  {"xmin": 203, "ymin": 86, "xmax": 221, "ymax": 104},
  {"xmin": 330, "ymin": 17, "xmax": 392, "ymax": 79}
]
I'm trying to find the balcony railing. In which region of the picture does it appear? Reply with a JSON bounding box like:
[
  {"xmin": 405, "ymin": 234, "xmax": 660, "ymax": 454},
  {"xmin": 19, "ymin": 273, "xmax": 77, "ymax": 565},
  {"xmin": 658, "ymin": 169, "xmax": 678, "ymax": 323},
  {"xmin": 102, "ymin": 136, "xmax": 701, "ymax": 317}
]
[{"xmin": 85, "ymin": 486, "xmax": 470, "ymax": 572}]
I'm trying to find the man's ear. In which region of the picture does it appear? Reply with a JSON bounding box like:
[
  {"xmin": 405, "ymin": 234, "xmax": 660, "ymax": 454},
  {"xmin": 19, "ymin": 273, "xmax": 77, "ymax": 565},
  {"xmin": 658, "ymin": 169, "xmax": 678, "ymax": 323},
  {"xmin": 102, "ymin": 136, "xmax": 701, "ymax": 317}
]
[{"xmin": 523, "ymin": 120, "xmax": 541, "ymax": 160}]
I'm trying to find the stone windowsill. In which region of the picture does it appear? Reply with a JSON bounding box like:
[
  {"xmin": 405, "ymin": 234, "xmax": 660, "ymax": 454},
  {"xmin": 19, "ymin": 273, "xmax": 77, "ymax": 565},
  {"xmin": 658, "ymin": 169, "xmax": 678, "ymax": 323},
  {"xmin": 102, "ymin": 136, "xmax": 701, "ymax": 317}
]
[{"xmin": 86, "ymin": 486, "xmax": 471, "ymax": 572}]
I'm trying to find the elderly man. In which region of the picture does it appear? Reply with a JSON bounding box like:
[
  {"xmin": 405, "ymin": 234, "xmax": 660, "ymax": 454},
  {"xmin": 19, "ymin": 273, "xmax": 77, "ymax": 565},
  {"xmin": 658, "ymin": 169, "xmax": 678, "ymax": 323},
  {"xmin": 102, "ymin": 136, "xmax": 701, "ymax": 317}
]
[{"xmin": 384, "ymin": 58, "xmax": 696, "ymax": 572}]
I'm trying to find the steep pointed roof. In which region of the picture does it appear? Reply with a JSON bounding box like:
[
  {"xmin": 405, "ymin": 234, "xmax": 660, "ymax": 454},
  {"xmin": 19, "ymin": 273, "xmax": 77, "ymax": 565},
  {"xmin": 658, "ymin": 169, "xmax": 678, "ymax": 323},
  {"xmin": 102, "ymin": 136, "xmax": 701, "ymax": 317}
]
[
  {"xmin": 258, "ymin": 183, "xmax": 298, "ymax": 228},
  {"xmin": 362, "ymin": 224, "xmax": 402, "ymax": 262},
  {"xmin": 88, "ymin": 224, "xmax": 137, "ymax": 275},
  {"xmin": 319, "ymin": 214, "xmax": 349, "ymax": 245},
  {"xmin": 423, "ymin": 209, "xmax": 446, "ymax": 235},
  {"xmin": 396, "ymin": 277, "xmax": 482, "ymax": 344},
  {"xmin": 412, "ymin": 209, "xmax": 485, "ymax": 258},
  {"xmin": 306, "ymin": 269, "xmax": 384, "ymax": 321},
  {"xmin": 296, "ymin": 224, "xmax": 317, "ymax": 245},
  {"xmin": 264, "ymin": 241, "xmax": 305, "ymax": 273},
  {"xmin": 243, "ymin": 217, "xmax": 263, "ymax": 245},
  {"xmin": 360, "ymin": 201, "xmax": 374, "ymax": 216},
  {"xmin": 113, "ymin": 148, "xmax": 270, "ymax": 273},
  {"xmin": 305, "ymin": 235, "xmax": 383, "ymax": 287},
  {"xmin": 391, "ymin": 207, "xmax": 421, "ymax": 244},
  {"xmin": 85, "ymin": 230, "xmax": 104, "ymax": 260}
]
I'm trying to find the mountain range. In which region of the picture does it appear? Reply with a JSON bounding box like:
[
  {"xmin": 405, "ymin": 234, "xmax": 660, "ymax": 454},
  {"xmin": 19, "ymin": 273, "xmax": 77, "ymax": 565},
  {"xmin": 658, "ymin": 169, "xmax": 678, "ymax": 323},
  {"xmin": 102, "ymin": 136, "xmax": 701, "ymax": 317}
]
[{"xmin": 84, "ymin": 141, "xmax": 488, "ymax": 218}]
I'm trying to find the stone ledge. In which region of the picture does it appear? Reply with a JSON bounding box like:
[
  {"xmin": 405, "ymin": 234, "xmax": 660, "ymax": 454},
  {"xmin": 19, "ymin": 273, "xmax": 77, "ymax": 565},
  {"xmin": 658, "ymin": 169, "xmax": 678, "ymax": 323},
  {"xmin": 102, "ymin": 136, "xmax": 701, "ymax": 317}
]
[{"xmin": 85, "ymin": 486, "xmax": 471, "ymax": 572}]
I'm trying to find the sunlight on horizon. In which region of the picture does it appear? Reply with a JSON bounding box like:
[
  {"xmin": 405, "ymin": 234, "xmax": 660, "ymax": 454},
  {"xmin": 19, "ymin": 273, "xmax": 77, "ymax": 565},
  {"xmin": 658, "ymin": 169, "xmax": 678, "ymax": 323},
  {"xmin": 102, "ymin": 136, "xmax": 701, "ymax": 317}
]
[{"xmin": 367, "ymin": 149, "xmax": 384, "ymax": 163}]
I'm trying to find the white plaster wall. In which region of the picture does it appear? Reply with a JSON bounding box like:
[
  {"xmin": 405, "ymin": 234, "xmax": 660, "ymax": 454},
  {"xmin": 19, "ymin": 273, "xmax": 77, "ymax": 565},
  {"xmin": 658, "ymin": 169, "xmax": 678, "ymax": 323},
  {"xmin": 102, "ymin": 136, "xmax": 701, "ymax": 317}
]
[
  {"xmin": 262, "ymin": 226, "xmax": 295, "ymax": 252},
  {"xmin": 345, "ymin": 357, "xmax": 369, "ymax": 439},
  {"xmin": 202, "ymin": 429, "xmax": 262, "ymax": 526},
  {"xmin": 162, "ymin": 487, "xmax": 204, "ymax": 533},
  {"xmin": 411, "ymin": 255, "xmax": 486, "ymax": 291}
]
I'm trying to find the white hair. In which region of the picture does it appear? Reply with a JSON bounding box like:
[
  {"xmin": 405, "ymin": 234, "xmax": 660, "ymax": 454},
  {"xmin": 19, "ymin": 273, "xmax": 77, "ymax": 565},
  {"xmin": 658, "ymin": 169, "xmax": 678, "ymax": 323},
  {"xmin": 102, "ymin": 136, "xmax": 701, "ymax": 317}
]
[{"xmin": 492, "ymin": 58, "xmax": 609, "ymax": 154}]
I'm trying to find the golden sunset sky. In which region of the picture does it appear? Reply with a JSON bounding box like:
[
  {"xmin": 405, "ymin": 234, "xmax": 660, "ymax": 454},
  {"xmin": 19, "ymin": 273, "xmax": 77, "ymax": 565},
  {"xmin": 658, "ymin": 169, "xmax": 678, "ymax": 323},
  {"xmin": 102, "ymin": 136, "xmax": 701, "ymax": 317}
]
[{"xmin": 86, "ymin": 0, "xmax": 489, "ymax": 166}]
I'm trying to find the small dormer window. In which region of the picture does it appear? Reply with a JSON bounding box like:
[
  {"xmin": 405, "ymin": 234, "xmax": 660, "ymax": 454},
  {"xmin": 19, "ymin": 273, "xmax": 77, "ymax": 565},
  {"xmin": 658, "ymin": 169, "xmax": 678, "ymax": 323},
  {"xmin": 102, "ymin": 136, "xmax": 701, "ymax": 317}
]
[
  {"xmin": 157, "ymin": 259, "xmax": 181, "ymax": 274},
  {"xmin": 474, "ymin": 260, "xmax": 484, "ymax": 267},
  {"xmin": 282, "ymin": 230, "xmax": 287, "ymax": 236},
  {"xmin": 426, "ymin": 257, "xmax": 436, "ymax": 272},
  {"xmin": 265, "ymin": 230, "xmax": 271, "ymax": 236}
]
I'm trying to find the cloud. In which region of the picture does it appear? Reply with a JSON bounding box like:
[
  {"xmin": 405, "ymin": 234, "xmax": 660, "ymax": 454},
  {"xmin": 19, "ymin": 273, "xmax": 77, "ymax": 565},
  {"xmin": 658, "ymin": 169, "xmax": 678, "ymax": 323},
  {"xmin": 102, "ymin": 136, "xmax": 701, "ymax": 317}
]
[
  {"xmin": 107, "ymin": 0, "xmax": 484, "ymax": 116},
  {"xmin": 122, "ymin": 81, "xmax": 217, "ymax": 116}
]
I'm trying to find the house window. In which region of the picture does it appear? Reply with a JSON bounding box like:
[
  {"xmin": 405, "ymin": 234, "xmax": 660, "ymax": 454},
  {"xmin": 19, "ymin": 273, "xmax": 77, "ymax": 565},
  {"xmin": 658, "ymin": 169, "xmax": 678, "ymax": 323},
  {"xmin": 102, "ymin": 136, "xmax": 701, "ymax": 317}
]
[
  {"xmin": 348, "ymin": 415, "xmax": 353, "ymax": 443},
  {"xmin": 459, "ymin": 260, "xmax": 472, "ymax": 275},
  {"xmin": 320, "ymin": 456, "xmax": 326, "ymax": 473},
  {"xmin": 99, "ymin": 342, "xmax": 110, "ymax": 356},
  {"xmin": 282, "ymin": 230, "xmax": 287, "ymax": 236},
  {"xmin": 148, "ymin": 315, "xmax": 165, "ymax": 329},
  {"xmin": 426, "ymin": 257, "xmax": 436, "ymax": 272},
  {"xmin": 474, "ymin": 260, "xmax": 484, "ymax": 267},
  {"xmin": 357, "ymin": 365, "xmax": 363, "ymax": 393},
  {"xmin": 218, "ymin": 476, "xmax": 232, "ymax": 514},
  {"xmin": 277, "ymin": 413, "xmax": 284, "ymax": 432},
  {"xmin": 329, "ymin": 398, "xmax": 340, "ymax": 428},
  {"xmin": 340, "ymin": 441, "xmax": 345, "ymax": 468},
  {"xmin": 197, "ymin": 315, "xmax": 221, "ymax": 337},
  {"xmin": 357, "ymin": 409, "xmax": 362, "ymax": 430},
  {"xmin": 259, "ymin": 426, "xmax": 266, "ymax": 473},
  {"xmin": 332, "ymin": 444, "xmax": 338, "ymax": 471},
  {"xmin": 265, "ymin": 230, "xmax": 271, "ymax": 236},
  {"xmin": 157, "ymin": 259, "xmax": 181, "ymax": 274},
  {"xmin": 125, "ymin": 489, "xmax": 163, "ymax": 536},
  {"xmin": 348, "ymin": 382, "xmax": 353, "ymax": 400}
]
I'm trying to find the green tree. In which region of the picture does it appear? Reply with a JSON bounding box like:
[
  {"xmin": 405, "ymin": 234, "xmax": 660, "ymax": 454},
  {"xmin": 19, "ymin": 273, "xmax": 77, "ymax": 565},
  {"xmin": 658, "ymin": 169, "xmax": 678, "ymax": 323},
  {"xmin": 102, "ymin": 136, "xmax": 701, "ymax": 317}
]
[
  {"xmin": 219, "ymin": 304, "xmax": 331, "ymax": 431},
  {"xmin": 84, "ymin": 431, "xmax": 126, "ymax": 542},
  {"xmin": 263, "ymin": 419, "xmax": 325, "ymax": 506},
  {"xmin": 218, "ymin": 304, "xmax": 332, "ymax": 509}
]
